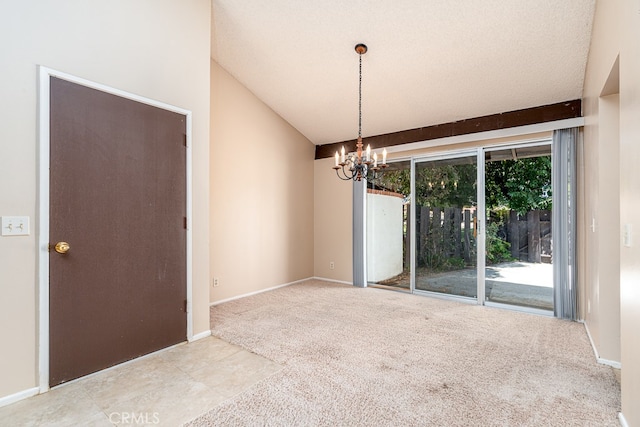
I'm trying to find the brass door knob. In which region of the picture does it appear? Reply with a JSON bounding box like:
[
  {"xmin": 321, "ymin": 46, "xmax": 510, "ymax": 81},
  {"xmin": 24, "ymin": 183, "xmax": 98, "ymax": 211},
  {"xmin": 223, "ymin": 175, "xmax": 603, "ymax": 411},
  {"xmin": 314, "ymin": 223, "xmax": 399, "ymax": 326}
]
[{"xmin": 54, "ymin": 241, "xmax": 70, "ymax": 254}]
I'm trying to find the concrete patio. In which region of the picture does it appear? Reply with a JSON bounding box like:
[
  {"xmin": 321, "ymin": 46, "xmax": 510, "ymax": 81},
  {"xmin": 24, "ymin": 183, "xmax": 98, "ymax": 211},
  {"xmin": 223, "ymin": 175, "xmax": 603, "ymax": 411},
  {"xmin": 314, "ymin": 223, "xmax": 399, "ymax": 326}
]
[{"xmin": 377, "ymin": 261, "xmax": 554, "ymax": 311}]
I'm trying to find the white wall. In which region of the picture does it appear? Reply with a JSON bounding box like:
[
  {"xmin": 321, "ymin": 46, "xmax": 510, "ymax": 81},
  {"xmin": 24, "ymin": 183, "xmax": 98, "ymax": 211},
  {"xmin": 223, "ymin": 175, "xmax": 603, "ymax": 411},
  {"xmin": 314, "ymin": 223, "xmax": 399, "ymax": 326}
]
[
  {"xmin": 367, "ymin": 191, "xmax": 404, "ymax": 283},
  {"xmin": 209, "ymin": 60, "xmax": 315, "ymax": 303},
  {"xmin": 0, "ymin": 0, "xmax": 211, "ymax": 401}
]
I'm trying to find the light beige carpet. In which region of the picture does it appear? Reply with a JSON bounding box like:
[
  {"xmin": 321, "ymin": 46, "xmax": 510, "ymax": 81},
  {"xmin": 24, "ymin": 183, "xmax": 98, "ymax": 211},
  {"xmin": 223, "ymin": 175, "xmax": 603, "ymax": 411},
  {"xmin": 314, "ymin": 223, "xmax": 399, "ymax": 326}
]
[{"xmin": 188, "ymin": 280, "xmax": 620, "ymax": 426}]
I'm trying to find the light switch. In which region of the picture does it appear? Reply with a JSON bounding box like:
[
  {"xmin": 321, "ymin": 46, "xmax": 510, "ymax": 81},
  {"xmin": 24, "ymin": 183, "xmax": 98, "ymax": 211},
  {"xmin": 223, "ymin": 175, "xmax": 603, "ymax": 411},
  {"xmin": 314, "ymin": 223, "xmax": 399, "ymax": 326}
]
[
  {"xmin": 1, "ymin": 216, "xmax": 30, "ymax": 236},
  {"xmin": 623, "ymin": 223, "xmax": 632, "ymax": 247}
]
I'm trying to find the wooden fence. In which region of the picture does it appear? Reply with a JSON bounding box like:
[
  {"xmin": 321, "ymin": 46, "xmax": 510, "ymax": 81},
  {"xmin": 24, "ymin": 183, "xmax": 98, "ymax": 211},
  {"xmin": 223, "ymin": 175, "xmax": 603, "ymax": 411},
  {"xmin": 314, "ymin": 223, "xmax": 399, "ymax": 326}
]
[
  {"xmin": 405, "ymin": 206, "xmax": 477, "ymax": 269},
  {"xmin": 505, "ymin": 210, "xmax": 552, "ymax": 263},
  {"xmin": 403, "ymin": 206, "xmax": 552, "ymax": 269}
]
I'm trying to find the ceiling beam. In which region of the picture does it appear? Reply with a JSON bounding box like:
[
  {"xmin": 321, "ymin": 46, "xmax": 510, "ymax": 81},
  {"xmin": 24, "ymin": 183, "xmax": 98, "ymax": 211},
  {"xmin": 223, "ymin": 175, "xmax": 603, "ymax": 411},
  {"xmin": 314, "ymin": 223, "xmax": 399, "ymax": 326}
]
[{"xmin": 314, "ymin": 99, "xmax": 581, "ymax": 159}]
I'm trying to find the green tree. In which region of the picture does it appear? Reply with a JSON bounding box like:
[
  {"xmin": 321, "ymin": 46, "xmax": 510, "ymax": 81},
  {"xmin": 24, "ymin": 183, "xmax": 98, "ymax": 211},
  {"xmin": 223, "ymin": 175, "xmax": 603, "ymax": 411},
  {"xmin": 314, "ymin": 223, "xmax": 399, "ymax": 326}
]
[
  {"xmin": 374, "ymin": 163, "xmax": 476, "ymax": 208},
  {"xmin": 485, "ymin": 157, "xmax": 551, "ymax": 215},
  {"xmin": 374, "ymin": 155, "xmax": 551, "ymax": 214}
]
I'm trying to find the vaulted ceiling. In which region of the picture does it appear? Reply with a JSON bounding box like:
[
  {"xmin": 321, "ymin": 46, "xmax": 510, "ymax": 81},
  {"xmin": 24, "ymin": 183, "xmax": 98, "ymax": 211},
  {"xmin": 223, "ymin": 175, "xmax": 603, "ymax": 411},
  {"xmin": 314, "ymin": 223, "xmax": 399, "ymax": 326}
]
[{"xmin": 211, "ymin": 1, "xmax": 595, "ymax": 145}]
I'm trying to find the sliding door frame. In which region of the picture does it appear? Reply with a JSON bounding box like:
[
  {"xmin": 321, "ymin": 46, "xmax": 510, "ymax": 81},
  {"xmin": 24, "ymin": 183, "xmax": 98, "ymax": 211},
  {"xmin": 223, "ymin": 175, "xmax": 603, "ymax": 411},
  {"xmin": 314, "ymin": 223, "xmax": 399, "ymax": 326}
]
[
  {"xmin": 410, "ymin": 148, "xmax": 485, "ymax": 304},
  {"xmin": 482, "ymin": 140, "xmax": 555, "ymax": 315},
  {"xmin": 365, "ymin": 137, "xmax": 567, "ymax": 316},
  {"xmin": 370, "ymin": 140, "xmax": 555, "ymax": 309}
]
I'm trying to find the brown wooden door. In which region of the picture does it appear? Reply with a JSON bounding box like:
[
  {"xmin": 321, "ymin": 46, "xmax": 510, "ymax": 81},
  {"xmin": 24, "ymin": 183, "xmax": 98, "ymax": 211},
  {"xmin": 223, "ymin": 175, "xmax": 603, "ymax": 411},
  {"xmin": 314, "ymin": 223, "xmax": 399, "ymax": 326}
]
[{"xmin": 49, "ymin": 77, "xmax": 187, "ymax": 387}]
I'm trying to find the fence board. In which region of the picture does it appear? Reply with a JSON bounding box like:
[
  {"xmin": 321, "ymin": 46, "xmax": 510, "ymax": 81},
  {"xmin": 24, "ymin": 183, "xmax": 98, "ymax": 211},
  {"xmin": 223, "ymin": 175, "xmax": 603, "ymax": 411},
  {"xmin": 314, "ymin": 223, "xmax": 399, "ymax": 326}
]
[
  {"xmin": 454, "ymin": 208, "xmax": 462, "ymax": 258},
  {"xmin": 464, "ymin": 210, "xmax": 471, "ymax": 263}
]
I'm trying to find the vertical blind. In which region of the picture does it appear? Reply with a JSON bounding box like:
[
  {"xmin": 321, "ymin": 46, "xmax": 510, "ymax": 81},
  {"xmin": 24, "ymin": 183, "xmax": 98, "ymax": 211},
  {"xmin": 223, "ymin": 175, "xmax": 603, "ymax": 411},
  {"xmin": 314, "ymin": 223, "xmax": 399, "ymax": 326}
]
[{"xmin": 552, "ymin": 128, "xmax": 579, "ymax": 320}]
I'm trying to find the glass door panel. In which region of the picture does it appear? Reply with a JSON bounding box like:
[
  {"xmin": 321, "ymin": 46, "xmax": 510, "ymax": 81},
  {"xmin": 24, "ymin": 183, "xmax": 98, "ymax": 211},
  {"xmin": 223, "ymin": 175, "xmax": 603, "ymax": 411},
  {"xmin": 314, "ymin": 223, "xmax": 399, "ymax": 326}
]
[
  {"xmin": 414, "ymin": 154, "xmax": 478, "ymax": 299},
  {"xmin": 484, "ymin": 145, "xmax": 554, "ymax": 311},
  {"xmin": 366, "ymin": 160, "xmax": 411, "ymax": 290}
]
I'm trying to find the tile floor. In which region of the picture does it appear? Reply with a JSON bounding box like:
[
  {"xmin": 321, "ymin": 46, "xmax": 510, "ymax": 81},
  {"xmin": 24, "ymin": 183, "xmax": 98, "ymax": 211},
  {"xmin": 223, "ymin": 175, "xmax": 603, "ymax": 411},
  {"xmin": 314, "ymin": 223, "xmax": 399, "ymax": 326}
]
[{"xmin": 0, "ymin": 337, "xmax": 282, "ymax": 426}]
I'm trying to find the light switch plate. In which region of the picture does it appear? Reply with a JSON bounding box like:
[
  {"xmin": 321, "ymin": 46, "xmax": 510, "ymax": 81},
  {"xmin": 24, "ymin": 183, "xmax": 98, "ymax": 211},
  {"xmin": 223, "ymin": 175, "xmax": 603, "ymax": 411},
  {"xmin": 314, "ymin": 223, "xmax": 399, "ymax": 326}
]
[
  {"xmin": 1, "ymin": 216, "xmax": 30, "ymax": 236},
  {"xmin": 623, "ymin": 223, "xmax": 632, "ymax": 247}
]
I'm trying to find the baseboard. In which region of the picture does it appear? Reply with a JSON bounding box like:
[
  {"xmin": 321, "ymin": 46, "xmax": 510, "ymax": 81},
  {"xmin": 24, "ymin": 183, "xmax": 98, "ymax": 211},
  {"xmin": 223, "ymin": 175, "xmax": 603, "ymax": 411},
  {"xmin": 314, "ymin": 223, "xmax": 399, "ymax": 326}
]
[
  {"xmin": 190, "ymin": 330, "xmax": 212, "ymax": 342},
  {"xmin": 598, "ymin": 358, "xmax": 622, "ymax": 369},
  {"xmin": 311, "ymin": 277, "xmax": 353, "ymax": 286},
  {"xmin": 618, "ymin": 412, "xmax": 629, "ymax": 427},
  {"xmin": 582, "ymin": 321, "xmax": 600, "ymax": 359},
  {"xmin": 581, "ymin": 321, "xmax": 622, "ymax": 368},
  {"xmin": 0, "ymin": 387, "xmax": 39, "ymax": 408},
  {"xmin": 210, "ymin": 277, "xmax": 315, "ymax": 306}
]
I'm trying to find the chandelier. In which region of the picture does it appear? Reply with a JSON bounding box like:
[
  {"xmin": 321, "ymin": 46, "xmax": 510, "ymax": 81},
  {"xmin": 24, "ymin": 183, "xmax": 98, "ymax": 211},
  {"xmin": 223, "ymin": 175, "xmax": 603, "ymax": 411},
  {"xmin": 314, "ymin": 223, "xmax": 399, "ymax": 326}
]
[{"xmin": 333, "ymin": 43, "xmax": 388, "ymax": 181}]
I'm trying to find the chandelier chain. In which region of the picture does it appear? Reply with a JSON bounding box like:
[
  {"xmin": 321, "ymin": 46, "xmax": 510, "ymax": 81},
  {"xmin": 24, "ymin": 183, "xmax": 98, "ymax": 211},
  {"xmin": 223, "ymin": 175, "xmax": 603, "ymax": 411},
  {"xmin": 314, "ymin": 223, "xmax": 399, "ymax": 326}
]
[{"xmin": 358, "ymin": 52, "xmax": 362, "ymax": 139}]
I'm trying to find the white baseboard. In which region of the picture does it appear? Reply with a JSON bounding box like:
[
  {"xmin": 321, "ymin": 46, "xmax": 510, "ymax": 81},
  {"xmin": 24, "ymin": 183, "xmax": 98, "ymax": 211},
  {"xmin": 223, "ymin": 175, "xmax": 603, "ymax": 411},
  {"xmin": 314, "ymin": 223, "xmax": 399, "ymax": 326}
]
[
  {"xmin": 581, "ymin": 320, "xmax": 600, "ymax": 359},
  {"xmin": 598, "ymin": 358, "xmax": 622, "ymax": 369},
  {"xmin": 311, "ymin": 277, "xmax": 353, "ymax": 285},
  {"xmin": 0, "ymin": 387, "xmax": 39, "ymax": 408},
  {"xmin": 190, "ymin": 330, "xmax": 212, "ymax": 342},
  {"xmin": 619, "ymin": 412, "xmax": 629, "ymax": 427},
  {"xmin": 581, "ymin": 321, "xmax": 622, "ymax": 368},
  {"xmin": 210, "ymin": 277, "xmax": 315, "ymax": 306}
]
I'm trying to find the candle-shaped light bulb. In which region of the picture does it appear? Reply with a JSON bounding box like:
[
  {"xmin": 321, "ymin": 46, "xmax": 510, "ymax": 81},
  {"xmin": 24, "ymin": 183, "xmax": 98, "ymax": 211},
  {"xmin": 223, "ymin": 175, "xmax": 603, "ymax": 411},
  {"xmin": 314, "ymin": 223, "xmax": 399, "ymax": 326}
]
[
  {"xmin": 341, "ymin": 146, "xmax": 346, "ymax": 164},
  {"xmin": 382, "ymin": 148, "xmax": 387, "ymax": 165},
  {"xmin": 366, "ymin": 145, "xmax": 371, "ymax": 162},
  {"xmin": 374, "ymin": 152, "xmax": 378, "ymax": 168},
  {"xmin": 335, "ymin": 151, "xmax": 339, "ymax": 167}
]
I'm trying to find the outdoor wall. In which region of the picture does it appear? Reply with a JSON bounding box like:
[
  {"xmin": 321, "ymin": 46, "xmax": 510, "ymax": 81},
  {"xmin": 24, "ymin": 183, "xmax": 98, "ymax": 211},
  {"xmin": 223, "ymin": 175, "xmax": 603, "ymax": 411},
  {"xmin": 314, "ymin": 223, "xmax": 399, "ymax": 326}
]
[
  {"xmin": 367, "ymin": 191, "xmax": 404, "ymax": 283},
  {"xmin": 582, "ymin": 0, "xmax": 640, "ymax": 424},
  {"xmin": 0, "ymin": 0, "xmax": 211, "ymax": 402},
  {"xmin": 209, "ymin": 60, "xmax": 315, "ymax": 303}
]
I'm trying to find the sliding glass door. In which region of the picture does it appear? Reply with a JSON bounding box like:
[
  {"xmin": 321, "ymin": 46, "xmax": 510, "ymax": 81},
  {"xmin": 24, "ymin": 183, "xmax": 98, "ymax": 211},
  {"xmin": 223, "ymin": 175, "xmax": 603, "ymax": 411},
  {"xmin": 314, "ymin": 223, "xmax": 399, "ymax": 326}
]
[
  {"xmin": 366, "ymin": 142, "xmax": 557, "ymax": 314},
  {"xmin": 412, "ymin": 153, "xmax": 479, "ymax": 299},
  {"xmin": 483, "ymin": 144, "xmax": 553, "ymax": 311}
]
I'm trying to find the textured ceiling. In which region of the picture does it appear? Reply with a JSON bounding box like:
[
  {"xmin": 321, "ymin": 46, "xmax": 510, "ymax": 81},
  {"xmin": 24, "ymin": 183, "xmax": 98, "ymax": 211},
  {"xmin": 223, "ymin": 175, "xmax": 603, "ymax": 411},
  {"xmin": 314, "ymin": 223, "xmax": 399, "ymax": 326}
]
[{"xmin": 211, "ymin": 1, "xmax": 595, "ymax": 145}]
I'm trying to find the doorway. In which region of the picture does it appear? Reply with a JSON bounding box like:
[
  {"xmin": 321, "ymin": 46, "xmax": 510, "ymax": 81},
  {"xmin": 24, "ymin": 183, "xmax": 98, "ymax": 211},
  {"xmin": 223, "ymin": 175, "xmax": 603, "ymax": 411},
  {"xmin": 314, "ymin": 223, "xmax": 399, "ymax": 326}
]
[
  {"xmin": 367, "ymin": 143, "xmax": 554, "ymax": 313},
  {"xmin": 484, "ymin": 144, "xmax": 554, "ymax": 311},
  {"xmin": 39, "ymin": 69, "xmax": 192, "ymax": 389}
]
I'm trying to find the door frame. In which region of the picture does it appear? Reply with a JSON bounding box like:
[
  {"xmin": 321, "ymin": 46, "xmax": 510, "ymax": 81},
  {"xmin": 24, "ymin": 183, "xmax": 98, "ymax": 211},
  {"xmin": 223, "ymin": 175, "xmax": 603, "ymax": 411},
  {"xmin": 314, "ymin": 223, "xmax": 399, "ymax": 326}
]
[
  {"xmin": 37, "ymin": 66, "xmax": 194, "ymax": 393},
  {"xmin": 482, "ymin": 140, "xmax": 554, "ymax": 315}
]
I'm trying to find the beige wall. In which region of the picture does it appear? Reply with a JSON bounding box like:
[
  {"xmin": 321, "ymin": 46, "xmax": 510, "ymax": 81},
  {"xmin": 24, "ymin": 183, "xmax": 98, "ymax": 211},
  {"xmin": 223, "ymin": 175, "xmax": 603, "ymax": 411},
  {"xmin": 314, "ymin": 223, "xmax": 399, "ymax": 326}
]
[
  {"xmin": 314, "ymin": 157, "xmax": 353, "ymax": 282},
  {"xmin": 618, "ymin": 0, "xmax": 640, "ymax": 423},
  {"xmin": 0, "ymin": 0, "xmax": 211, "ymax": 400},
  {"xmin": 581, "ymin": 0, "xmax": 622, "ymax": 366},
  {"xmin": 209, "ymin": 61, "xmax": 315, "ymax": 303},
  {"xmin": 583, "ymin": 0, "xmax": 640, "ymax": 424}
]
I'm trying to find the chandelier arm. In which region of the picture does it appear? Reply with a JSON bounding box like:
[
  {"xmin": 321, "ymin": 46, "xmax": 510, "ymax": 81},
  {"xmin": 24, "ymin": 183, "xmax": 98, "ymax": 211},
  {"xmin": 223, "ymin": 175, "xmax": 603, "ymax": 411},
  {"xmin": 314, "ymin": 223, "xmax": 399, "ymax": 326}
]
[{"xmin": 335, "ymin": 166, "xmax": 354, "ymax": 181}]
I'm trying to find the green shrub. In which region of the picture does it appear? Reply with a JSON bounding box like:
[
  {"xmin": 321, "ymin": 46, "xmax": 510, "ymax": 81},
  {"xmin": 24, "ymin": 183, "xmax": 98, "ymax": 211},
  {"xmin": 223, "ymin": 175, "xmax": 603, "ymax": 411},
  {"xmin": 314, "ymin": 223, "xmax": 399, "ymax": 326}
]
[{"xmin": 485, "ymin": 222, "xmax": 513, "ymax": 264}]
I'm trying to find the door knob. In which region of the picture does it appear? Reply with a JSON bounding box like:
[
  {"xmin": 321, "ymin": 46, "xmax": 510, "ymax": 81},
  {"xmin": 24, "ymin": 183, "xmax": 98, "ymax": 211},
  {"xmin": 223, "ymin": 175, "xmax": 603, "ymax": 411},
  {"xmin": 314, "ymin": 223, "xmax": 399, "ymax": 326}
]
[{"xmin": 54, "ymin": 241, "xmax": 70, "ymax": 254}]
